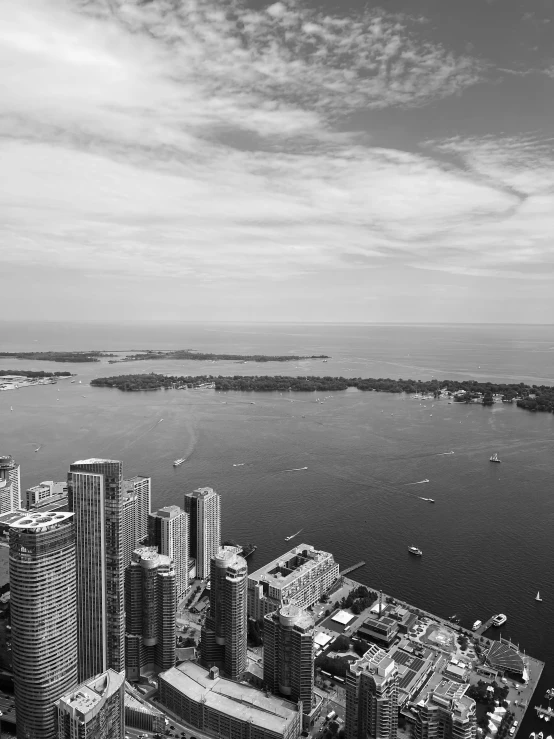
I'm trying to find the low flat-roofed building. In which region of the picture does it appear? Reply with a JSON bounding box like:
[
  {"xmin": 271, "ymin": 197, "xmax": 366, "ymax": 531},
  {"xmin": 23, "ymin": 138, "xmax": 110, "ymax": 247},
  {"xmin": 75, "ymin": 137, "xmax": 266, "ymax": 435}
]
[
  {"xmin": 248, "ymin": 544, "xmax": 339, "ymax": 620},
  {"xmin": 315, "ymin": 632, "xmax": 333, "ymax": 649},
  {"xmin": 25, "ymin": 480, "xmax": 68, "ymax": 511},
  {"xmin": 356, "ymin": 614, "xmax": 399, "ymax": 648},
  {"xmin": 332, "ymin": 610, "xmax": 355, "ymax": 627},
  {"xmin": 158, "ymin": 661, "xmax": 302, "ymax": 739}
]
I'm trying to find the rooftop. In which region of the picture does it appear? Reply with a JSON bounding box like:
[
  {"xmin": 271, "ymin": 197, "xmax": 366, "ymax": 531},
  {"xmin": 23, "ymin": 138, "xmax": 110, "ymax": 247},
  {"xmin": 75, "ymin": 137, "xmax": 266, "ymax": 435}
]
[
  {"xmin": 72, "ymin": 458, "xmax": 120, "ymax": 464},
  {"xmin": 249, "ymin": 544, "xmax": 335, "ymax": 589},
  {"xmin": 332, "ymin": 610, "xmax": 355, "ymax": 626},
  {"xmin": 160, "ymin": 662, "xmax": 299, "ymax": 733},
  {"xmin": 8, "ymin": 511, "xmax": 74, "ymax": 531},
  {"xmin": 58, "ymin": 670, "xmax": 124, "ymax": 718},
  {"xmin": 0, "ymin": 455, "xmax": 17, "ymax": 469},
  {"xmin": 152, "ymin": 505, "xmax": 183, "ymax": 519}
]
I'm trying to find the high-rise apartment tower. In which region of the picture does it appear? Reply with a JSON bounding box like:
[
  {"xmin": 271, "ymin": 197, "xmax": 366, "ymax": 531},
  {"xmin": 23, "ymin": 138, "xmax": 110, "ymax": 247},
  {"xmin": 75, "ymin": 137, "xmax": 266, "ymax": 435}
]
[
  {"xmin": 264, "ymin": 602, "xmax": 314, "ymax": 713},
  {"xmin": 148, "ymin": 506, "xmax": 189, "ymax": 600},
  {"xmin": 200, "ymin": 546, "xmax": 247, "ymax": 681},
  {"xmin": 0, "ymin": 454, "xmax": 21, "ymax": 513},
  {"xmin": 9, "ymin": 511, "xmax": 78, "ymax": 739},
  {"xmin": 346, "ymin": 645, "xmax": 399, "ymax": 739},
  {"xmin": 56, "ymin": 669, "xmax": 125, "ymax": 739},
  {"xmin": 183, "ymin": 487, "xmax": 220, "ymax": 580},
  {"xmin": 68, "ymin": 458, "xmax": 125, "ymax": 681},
  {"xmin": 122, "ymin": 476, "xmax": 151, "ymax": 566},
  {"xmin": 125, "ymin": 546, "xmax": 177, "ymax": 680}
]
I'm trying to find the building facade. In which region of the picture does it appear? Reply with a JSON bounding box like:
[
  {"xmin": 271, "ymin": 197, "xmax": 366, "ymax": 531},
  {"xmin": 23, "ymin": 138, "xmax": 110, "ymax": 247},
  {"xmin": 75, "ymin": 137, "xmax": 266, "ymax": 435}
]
[
  {"xmin": 346, "ymin": 645, "xmax": 399, "ymax": 739},
  {"xmin": 122, "ymin": 476, "xmax": 151, "ymax": 566},
  {"xmin": 412, "ymin": 678, "xmax": 477, "ymax": 739},
  {"xmin": 0, "ymin": 454, "xmax": 21, "ymax": 514},
  {"xmin": 159, "ymin": 662, "xmax": 302, "ymax": 739},
  {"xmin": 201, "ymin": 546, "xmax": 248, "ymax": 681},
  {"xmin": 148, "ymin": 505, "xmax": 189, "ymax": 600},
  {"xmin": 183, "ymin": 486, "xmax": 220, "ymax": 580},
  {"xmin": 9, "ymin": 511, "xmax": 78, "ymax": 739},
  {"xmin": 125, "ymin": 546, "xmax": 176, "ymax": 680},
  {"xmin": 264, "ymin": 603, "xmax": 315, "ymax": 714},
  {"xmin": 68, "ymin": 458, "xmax": 125, "ymax": 681},
  {"xmin": 56, "ymin": 669, "xmax": 125, "ymax": 739},
  {"xmin": 248, "ymin": 544, "xmax": 339, "ymax": 620},
  {"xmin": 25, "ymin": 480, "xmax": 68, "ymax": 511}
]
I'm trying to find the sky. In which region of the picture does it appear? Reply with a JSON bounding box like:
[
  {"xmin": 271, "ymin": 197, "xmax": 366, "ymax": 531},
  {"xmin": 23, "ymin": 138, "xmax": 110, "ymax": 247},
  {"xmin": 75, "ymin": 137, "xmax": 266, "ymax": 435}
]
[{"xmin": 1, "ymin": 0, "xmax": 554, "ymax": 324}]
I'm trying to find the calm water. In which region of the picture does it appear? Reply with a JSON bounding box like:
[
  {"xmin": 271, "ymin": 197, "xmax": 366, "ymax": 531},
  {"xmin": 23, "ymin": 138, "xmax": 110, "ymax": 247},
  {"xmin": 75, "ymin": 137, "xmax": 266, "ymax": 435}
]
[{"xmin": 1, "ymin": 321, "xmax": 553, "ymax": 732}]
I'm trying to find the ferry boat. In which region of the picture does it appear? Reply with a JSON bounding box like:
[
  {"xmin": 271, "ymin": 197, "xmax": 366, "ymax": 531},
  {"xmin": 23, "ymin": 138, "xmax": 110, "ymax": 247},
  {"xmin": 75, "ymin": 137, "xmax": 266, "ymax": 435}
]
[
  {"xmin": 492, "ymin": 613, "xmax": 507, "ymax": 627},
  {"xmin": 408, "ymin": 546, "xmax": 423, "ymax": 556},
  {"xmin": 472, "ymin": 620, "xmax": 482, "ymax": 631},
  {"xmin": 173, "ymin": 458, "xmax": 186, "ymax": 467},
  {"xmin": 490, "ymin": 453, "xmax": 501, "ymax": 463}
]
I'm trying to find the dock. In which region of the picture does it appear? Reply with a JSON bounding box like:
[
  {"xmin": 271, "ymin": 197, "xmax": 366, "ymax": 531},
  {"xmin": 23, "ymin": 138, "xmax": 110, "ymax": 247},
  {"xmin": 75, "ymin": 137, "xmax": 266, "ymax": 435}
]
[
  {"xmin": 535, "ymin": 706, "xmax": 554, "ymax": 719},
  {"xmin": 340, "ymin": 561, "xmax": 366, "ymax": 576},
  {"xmin": 474, "ymin": 616, "xmax": 497, "ymax": 635}
]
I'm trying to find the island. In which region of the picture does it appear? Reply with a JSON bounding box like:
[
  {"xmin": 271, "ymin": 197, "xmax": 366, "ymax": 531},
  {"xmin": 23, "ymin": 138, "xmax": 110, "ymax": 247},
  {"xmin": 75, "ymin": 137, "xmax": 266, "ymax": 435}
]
[
  {"xmin": 108, "ymin": 349, "xmax": 330, "ymax": 363},
  {"xmin": 89, "ymin": 373, "xmax": 554, "ymax": 413},
  {"xmin": 0, "ymin": 351, "xmax": 115, "ymax": 363},
  {"xmin": 0, "ymin": 370, "xmax": 73, "ymax": 378}
]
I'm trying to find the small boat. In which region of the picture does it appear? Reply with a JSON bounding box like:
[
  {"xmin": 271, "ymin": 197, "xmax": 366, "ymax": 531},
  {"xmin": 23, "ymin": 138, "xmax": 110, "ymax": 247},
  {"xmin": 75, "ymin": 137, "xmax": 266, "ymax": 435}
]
[
  {"xmin": 536, "ymin": 591, "xmax": 543, "ymax": 602},
  {"xmin": 492, "ymin": 613, "xmax": 507, "ymax": 627},
  {"xmin": 10, "ymin": 406, "xmax": 13, "ymax": 412},
  {"xmin": 530, "ymin": 733, "xmax": 536, "ymax": 739},
  {"xmin": 490, "ymin": 453, "xmax": 501, "ymax": 463},
  {"xmin": 408, "ymin": 546, "xmax": 423, "ymax": 556},
  {"xmin": 427, "ymin": 498, "xmax": 435, "ymax": 503},
  {"xmin": 173, "ymin": 458, "xmax": 186, "ymax": 467},
  {"xmin": 472, "ymin": 620, "xmax": 483, "ymax": 631},
  {"xmin": 545, "ymin": 717, "xmax": 551, "ymax": 723},
  {"xmin": 285, "ymin": 528, "xmax": 303, "ymax": 542},
  {"xmin": 538, "ymin": 733, "xmax": 545, "ymax": 739}
]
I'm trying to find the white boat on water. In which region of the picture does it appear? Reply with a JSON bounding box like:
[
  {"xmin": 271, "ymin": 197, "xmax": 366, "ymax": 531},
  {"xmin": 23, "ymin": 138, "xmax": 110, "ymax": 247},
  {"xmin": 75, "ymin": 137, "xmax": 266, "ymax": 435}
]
[
  {"xmin": 538, "ymin": 732, "xmax": 545, "ymax": 739},
  {"xmin": 529, "ymin": 733, "xmax": 536, "ymax": 739},
  {"xmin": 408, "ymin": 546, "xmax": 423, "ymax": 556},
  {"xmin": 536, "ymin": 591, "xmax": 543, "ymax": 602},
  {"xmin": 490, "ymin": 453, "xmax": 501, "ymax": 463},
  {"xmin": 285, "ymin": 529, "xmax": 303, "ymax": 542},
  {"xmin": 492, "ymin": 613, "xmax": 507, "ymax": 627},
  {"xmin": 472, "ymin": 620, "xmax": 482, "ymax": 631},
  {"xmin": 173, "ymin": 458, "xmax": 186, "ymax": 467}
]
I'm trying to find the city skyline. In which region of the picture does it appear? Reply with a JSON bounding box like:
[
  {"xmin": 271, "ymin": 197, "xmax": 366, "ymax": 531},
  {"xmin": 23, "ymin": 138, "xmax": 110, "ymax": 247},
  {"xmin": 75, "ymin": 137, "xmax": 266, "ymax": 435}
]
[{"xmin": 2, "ymin": 0, "xmax": 554, "ymax": 324}]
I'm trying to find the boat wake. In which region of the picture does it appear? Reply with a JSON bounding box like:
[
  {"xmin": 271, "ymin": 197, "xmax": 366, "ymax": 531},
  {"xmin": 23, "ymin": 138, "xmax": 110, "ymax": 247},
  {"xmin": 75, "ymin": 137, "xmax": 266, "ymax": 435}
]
[
  {"xmin": 438, "ymin": 451, "xmax": 454, "ymax": 455},
  {"xmin": 284, "ymin": 467, "xmax": 308, "ymax": 472},
  {"xmin": 233, "ymin": 463, "xmax": 245, "ymax": 467},
  {"xmin": 406, "ymin": 479, "xmax": 429, "ymax": 485}
]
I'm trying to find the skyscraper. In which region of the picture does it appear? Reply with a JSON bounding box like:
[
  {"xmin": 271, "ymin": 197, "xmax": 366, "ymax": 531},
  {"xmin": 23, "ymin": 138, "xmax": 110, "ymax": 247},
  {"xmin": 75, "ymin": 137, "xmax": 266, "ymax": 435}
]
[
  {"xmin": 122, "ymin": 476, "xmax": 151, "ymax": 566},
  {"xmin": 9, "ymin": 511, "xmax": 78, "ymax": 739},
  {"xmin": 200, "ymin": 546, "xmax": 247, "ymax": 681},
  {"xmin": 183, "ymin": 486, "xmax": 220, "ymax": 580},
  {"xmin": 68, "ymin": 458, "xmax": 125, "ymax": 681},
  {"xmin": 56, "ymin": 668, "xmax": 125, "ymax": 739},
  {"xmin": 148, "ymin": 505, "xmax": 189, "ymax": 600},
  {"xmin": 125, "ymin": 546, "xmax": 176, "ymax": 680},
  {"xmin": 0, "ymin": 454, "xmax": 21, "ymax": 513},
  {"xmin": 263, "ymin": 602, "xmax": 314, "ymax": 713},
  {"xmin": 345, "ymin": 645, "xmax": 399, "ymax": 739}
]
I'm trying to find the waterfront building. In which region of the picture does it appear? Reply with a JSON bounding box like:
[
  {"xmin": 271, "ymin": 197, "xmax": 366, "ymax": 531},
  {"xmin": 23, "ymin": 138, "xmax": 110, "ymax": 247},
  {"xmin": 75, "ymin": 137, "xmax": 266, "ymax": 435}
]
[
  {"xmin": 345, "ymin": 644, "xmax": 399, "ymax": 739},
  {"xmin": 25, "ymin": 480, "xmax": 68, "ymax": 511},
  {"xmin": 9, "ymin": 511, "xmax": 78, "ymax": 739},
  {"xmin": 200, "ymin": 546, "xmax": 248, "ymax": 681},
  {"xmin": 122, "ymin": 476, "xmax": 151, "ymax": 566},
  {"xmin": 356, "ymin": 613, "xmax": 400, "ymax": 648},
  {"xmin": 264, "ymin": 602, "xmax": 315, "ymax": 714},
  {"xmin": 158, "ymin": 662, "xmax": 302, "ymax": 739},
  {"xmin": 148, "ymin": 505, "xmax": 189, "ymax": 600},
  {"xmin": 0, "ymin": 454, "xmax": 20, "ymax": 514},
  {"xmin": 125, "ymin": 546, "xmax": 176, "ymax": 680},
  {"xmin": 412, "ymin": 676, "xmax": 476, "ymax": 739},
  {"xmin": 247, "ymin": 544, "xmax": 339, "ymax": 620},
  {"xmin": 68, "ymin": 458, "xmax": 125, "ymax": 681},
  {"xmin": 56, "ymin": 668, "xmax": 125, "ymax": 739},
  {"xmin": 183, "ymin": 486, "xmax": 220, "ymax": 580}
]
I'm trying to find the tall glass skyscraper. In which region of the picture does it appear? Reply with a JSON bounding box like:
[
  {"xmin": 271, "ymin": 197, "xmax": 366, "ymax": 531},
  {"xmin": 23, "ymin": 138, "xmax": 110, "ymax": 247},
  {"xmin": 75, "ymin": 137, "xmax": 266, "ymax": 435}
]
[
  {"xmin": 183, "ymin": 487, "xmax": 220, "ymax": 580},
  {"xmin": 9, "ymin": 511, "xmax": 78, "ymax": 739},
  {"xmin": 148, "ymin": 505, "xmax": 189, "ymax": 600},
  {"xmin": 68, "ymin": 458, "xmax": 125, "ymax": 681}
]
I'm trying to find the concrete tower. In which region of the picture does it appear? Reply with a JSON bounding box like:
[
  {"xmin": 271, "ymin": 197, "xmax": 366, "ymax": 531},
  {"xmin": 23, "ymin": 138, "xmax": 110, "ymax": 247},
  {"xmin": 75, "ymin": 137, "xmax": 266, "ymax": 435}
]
[
  {"xmin": 263, "ymin": 602, "xmax": 314, "ymax": 713},
  {"xmin": 345, "ymin": 645, "xmax": 399, "ymax": 739},
  {"xmin": 125, "ymin": 546, "xmax": 177, "ymax": 680},
  {"xmin": 184, "ymin": 487, "xmax": 220, "ymax": 580},
  {"xmin": 0, "ymin": 454, "xmax": 21, "ymax": 513},
  {"xmin": 200, "ymin": 546, "xmax": 247, "ymax": 681},
  {"xmin": 148, "ymin": 506, "xmax": 189, "ymax": 600},
  {"xmin": 9, "ymin": 511, "xmax": 78, "ymax": 739},
  {"xmin": 68, "ymin": 458, "xmax": 125, "ymax": 681}
]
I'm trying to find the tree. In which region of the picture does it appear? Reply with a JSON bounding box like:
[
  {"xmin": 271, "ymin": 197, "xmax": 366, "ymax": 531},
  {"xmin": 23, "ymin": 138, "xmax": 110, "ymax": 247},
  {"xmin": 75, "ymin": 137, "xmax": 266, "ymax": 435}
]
[{"xmin": 332, "ymin": 635, "xmax": 350, "ymax": 652}]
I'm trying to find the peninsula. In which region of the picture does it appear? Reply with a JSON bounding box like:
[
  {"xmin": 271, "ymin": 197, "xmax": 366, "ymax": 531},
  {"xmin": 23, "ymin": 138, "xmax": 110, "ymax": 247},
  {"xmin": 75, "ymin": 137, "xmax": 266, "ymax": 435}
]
[
  {"xmin": 90, "ymin": 373, "xmax": 554, "ymax": 413},
  {"xmin": 107, "ymin": 349, "xmax": 329, "ymax": 363},
  {"xmin": 0, "ymin": 351, "xmax": 115, "ymax": 363}
]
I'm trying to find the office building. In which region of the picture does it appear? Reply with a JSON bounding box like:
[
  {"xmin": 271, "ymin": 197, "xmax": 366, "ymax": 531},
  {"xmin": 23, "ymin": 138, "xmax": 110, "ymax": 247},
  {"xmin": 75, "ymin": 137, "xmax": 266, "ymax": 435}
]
[
  {"xmin": 413, "ymin": 676, "xmax": 476, "ymax": 739},
  {"xmin": 125, "ymin": 546, "xmax": 176, "ymax": 680},
  {"xmin": 201, "ymin": 546, "xmax": 247, "ymax": 681},
  {"xmin": 56, "ymin": 669, "xmax": 125, "ymax": 739},
  {"xmin": 148, "ymin": 505, "xmax": 189, "ymax": 600},
  {"xmin": 68, "ymin": 458, "xmax": 125, "ymax": 681},
  {"xmin": 9, "ymin": 511, "xmax": 78, "ymax": 739},
  {"xmin": 159, "ymin": 662, "xmax": 302, "ymax": 739},
  {"xmin": 0, "ymin": 454, "xmax": 20, "ymax": 513},
  {"xmin": 25, "ymin": 480, "xmax": 68, "ymax": 511},
  {"xmin": 122, "ymin": 476, "xmax": 151, "ymax": 566},
  {"xmin": 183, "ymin": 486, "xmax": 220, "ymax": 580},
  {"xmin": 346, "ymin": 645, "xmax": 399, "ymax": 739},
  {"xmin": 248, "ymin": 544, "xmax": 339, "ymax": 620},
  {"xmin": 264, "ymin": 602, "xmax": 314, "ymax": 713}
]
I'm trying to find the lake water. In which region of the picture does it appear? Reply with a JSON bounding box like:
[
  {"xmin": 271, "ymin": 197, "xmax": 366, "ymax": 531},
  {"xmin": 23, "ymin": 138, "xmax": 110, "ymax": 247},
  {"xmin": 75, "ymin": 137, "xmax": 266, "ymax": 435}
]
[{"xmin": 1, "ymin": 321, "xmax": 553, "ymax": 732}]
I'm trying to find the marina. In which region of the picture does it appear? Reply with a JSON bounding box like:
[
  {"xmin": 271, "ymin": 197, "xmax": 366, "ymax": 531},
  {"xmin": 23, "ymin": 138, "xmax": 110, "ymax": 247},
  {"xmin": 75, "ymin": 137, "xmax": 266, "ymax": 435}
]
[{"xmin": 474, "ymin": 614, "xmax": 507, "ymax": 635}]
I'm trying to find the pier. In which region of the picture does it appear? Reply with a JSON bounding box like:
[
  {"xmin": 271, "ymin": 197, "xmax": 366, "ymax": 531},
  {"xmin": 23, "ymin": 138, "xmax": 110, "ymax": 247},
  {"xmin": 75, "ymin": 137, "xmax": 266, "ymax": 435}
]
[
  {"xmin": 535, "ymin": 706, "xmax": 554, "ymax": 720},
  {"xmin": 474, "ymin": 615, "xmax": 497, "ymax": 635},
  {"xmin": 340, "ymin": 561, "xmax": 366, "ymax": 576}
]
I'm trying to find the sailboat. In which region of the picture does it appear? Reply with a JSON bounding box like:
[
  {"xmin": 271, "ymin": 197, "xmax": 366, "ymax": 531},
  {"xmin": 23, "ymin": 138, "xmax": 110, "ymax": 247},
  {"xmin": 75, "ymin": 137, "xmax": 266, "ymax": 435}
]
[
  {"xmin": 490, "ymin": 453, "xmax": 501, "ymax": 463},
  {"xmin": 536, "ymin": 591, "xmax": 543, "ymax": 602}
]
